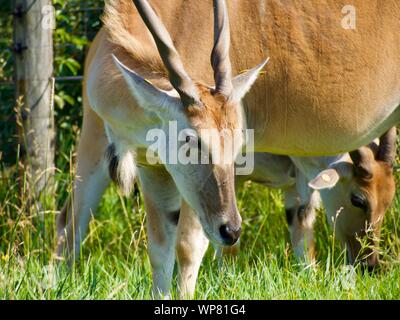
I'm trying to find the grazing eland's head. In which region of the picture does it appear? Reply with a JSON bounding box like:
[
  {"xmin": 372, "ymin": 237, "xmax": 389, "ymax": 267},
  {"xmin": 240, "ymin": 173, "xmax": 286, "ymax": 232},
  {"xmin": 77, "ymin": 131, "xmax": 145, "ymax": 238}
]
[
  {"xmin": 309, "ymin": 128, "xmax": 397, "ymax": 269},
  {"xmin": 112, "ymin": 0, "xmax": 267, "ymax": 245}
]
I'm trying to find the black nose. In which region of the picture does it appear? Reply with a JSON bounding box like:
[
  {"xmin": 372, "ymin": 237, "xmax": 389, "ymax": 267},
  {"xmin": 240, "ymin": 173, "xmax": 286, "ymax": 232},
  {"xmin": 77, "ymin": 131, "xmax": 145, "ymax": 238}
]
[{"xmin": 219, "ymin": 224, "xmax": 241, "ymax": 246}]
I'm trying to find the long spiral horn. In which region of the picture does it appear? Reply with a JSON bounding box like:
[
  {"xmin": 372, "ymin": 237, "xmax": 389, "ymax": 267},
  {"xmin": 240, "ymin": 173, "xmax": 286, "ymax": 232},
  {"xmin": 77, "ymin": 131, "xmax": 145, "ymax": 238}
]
[{"xmin": 132, "ymin": 0, "xmax": 201, "ymax": 106}]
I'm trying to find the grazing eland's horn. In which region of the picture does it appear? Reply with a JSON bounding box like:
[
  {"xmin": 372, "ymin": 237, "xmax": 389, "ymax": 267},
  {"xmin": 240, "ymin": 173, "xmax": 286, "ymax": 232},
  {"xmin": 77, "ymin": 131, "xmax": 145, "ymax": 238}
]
[
  {"xmin": 211, "ymin": 0, "xmax": 233, "ymax": 97},
  {"xmin": 132, "ymin": 0, "xmax": 201, "ymax": 107},
  {"xmin": 377, "ymin": 127, "xmax": 397, "ymax": 166},
  {"xmin": 349, "ymin": 146, "xmax": 374, "ymax": 179}
]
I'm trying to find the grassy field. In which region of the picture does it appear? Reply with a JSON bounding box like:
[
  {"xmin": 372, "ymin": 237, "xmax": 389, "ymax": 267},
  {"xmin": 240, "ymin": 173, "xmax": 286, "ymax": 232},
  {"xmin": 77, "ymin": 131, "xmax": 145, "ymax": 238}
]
[
  {"xmin": 0, "ymin": 0, "xmax": 399, "ymax": 301},
  {"xmin": 1, "ymin": 153, "xmax": 400, "ymax": 300}
]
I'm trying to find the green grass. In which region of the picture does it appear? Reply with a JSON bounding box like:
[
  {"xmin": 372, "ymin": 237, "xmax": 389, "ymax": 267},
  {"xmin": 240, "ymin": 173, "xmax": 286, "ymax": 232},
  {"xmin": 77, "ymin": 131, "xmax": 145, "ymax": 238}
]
[{"xmin": 1, "ymin": 160, "xmax": 400, "ymax": 299}]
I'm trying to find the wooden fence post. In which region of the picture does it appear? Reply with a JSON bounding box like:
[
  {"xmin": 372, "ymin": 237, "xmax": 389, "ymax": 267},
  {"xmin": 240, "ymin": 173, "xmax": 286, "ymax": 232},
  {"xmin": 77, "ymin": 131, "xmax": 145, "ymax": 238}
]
[{"xmin": 13, "ymin": 0, "xmax": 55, "ymax": 195}]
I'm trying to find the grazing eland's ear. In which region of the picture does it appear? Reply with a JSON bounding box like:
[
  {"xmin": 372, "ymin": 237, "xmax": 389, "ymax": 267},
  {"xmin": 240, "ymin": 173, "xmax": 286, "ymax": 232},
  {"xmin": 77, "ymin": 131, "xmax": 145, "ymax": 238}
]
[
  {"xmin": 349, "ymin": 146, "xmax": 374, "ymax": 180},
  {"xmin": 308, "ymin": 168, "xmax": 340, "ymax": 190},
  {"xmin": 376, "ymin": 127, "xmax": 397, "ymax": 166},
  {"xmin": 112, "ymin": 54, "xmax": 179, "ymax": 113},
  {"xmin": 308, "ymin": 161, "xmax": 353, "ymax": 190},
  {"xmin": 230, "ymin": 58, "xmax": 269, "ymax": 103}
]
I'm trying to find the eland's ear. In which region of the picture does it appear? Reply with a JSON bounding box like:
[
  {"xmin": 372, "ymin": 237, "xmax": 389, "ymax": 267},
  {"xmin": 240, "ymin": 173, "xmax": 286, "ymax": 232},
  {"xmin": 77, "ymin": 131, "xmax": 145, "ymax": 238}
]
[
  {"xmin": 308, "ymin": 161, "xmax": 354, "ymax": 190},
  {"xmin": 308, "ymin": 168, "xmax": 340, "ymax": 190},
  {"xmin": 349, "ymin": 146, "xmax": 375, "ymax": 179},
  {"xmin": 112, "ymin": 54, "xmax": 180, "ymax": 114},
  {"xmin": 230, "ymin": 58, "xmax": 269, "ymax": 102}
]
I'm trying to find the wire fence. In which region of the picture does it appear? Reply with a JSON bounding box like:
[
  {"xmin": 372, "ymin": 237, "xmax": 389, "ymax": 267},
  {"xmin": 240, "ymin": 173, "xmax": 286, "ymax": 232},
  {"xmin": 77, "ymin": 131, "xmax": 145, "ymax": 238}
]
[
  {"xmin": 0, "ymin": 0, "xmax": 104, "ymax": 166},
  {"xmin": 0, "ymin": 0, "xmax": 103, "ymax": 85}
]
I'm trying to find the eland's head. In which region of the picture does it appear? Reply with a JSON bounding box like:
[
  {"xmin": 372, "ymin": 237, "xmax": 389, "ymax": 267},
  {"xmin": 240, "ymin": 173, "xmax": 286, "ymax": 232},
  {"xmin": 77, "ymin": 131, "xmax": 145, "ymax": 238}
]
[
  {"xmin": 309, "ymin": 128, "xmax": 397, "ymax": 269},
  {"xmin": 112, "ymin": 0, "xmax": 267, "ymax": 245}
]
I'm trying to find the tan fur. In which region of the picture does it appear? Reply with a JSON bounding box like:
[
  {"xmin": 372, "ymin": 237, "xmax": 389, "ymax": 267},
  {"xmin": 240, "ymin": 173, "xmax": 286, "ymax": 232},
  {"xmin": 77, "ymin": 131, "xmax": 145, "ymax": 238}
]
[
  {"xmin": 143, "ymin": 194, "xmax": 166, "ymax": 246},
  {"xmin": 102, "ymin": 0, "xmax": 167, "ymax": 77},
  {"xmin": 185, "ymin": 85, "xmax": 239, "ymax": 131}
]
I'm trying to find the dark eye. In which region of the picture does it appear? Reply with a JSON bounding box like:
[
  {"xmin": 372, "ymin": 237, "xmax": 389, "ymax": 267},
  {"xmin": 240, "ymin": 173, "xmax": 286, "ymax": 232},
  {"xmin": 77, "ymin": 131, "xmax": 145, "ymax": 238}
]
[{"xmin": 350, "ymin": 193, "xmax": 368, "ymax": 211}]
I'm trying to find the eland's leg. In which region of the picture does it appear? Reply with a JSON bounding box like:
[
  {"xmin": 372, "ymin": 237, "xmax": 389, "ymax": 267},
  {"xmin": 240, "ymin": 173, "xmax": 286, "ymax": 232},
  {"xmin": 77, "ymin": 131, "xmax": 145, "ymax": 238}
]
[
  {"xmin": 138, "ymin": 166, "xmax": 180, "ymax": 299},
  {"xmin": 56, "ymin": 107, "xmax": 110, "ymax": 261},
  {"xmin": 284, "ymin": 182, "xmax": 318, "ymax": 263},
  {"xmin": 176, "ymin": 200, "xmax": 209, "ymax": 299}
]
